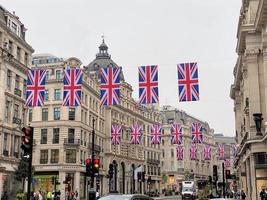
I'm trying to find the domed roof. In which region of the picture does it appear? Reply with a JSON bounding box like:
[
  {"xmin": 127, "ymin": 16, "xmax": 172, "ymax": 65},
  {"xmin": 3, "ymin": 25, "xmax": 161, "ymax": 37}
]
[{"xmin": 85, "ymin": 39, "xmax": 124, "ymax": 80}]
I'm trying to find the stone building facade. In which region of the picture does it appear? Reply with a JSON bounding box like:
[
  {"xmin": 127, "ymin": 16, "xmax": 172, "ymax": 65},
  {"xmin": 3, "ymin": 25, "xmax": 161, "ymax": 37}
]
[
  {"xmin": 160, "ymin": 106, "xmax": 216, "ymax": 193},
  {"xmin": 230, "ymin": 1, "xmax": 267, "ymax": 199},
  {"xmin": 30, "ymin": 40, "xmax": 161, "ymax": 199},
  {"xmin": 0, "ymin": 5, "xmax": 34, "ymax": 198}
]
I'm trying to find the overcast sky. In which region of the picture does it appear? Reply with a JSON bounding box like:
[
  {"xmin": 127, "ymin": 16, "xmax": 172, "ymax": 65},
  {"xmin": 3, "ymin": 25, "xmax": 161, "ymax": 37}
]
[{"xmin": 2, "ymin": 0, "xmax": 241, "ymax": 136}]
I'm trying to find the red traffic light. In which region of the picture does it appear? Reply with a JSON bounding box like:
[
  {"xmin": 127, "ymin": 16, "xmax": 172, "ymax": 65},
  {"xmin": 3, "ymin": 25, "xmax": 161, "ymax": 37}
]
[
  {"xmin": 22, "ymin": 127, "xmax": 31, "ymax": 135},
  {"xmin": 94, "ymin": 159, "xmax": 100, "ymax": 168},
  {"xmin": 86, "ymin": 159, "xmax": 91, "ymax": 165}
]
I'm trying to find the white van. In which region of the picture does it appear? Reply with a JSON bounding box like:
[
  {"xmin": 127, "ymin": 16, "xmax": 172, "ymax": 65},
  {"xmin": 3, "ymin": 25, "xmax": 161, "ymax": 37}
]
[{"xmin": 182, "ymin": 181, "xmax": 196, "ymax": 200}]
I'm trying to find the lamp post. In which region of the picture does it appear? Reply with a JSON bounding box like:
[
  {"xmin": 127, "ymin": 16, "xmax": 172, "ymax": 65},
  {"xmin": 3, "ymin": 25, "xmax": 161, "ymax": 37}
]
[{"xmin": 253, "ymin": 113, "xmax": 263, "ymax": 136}]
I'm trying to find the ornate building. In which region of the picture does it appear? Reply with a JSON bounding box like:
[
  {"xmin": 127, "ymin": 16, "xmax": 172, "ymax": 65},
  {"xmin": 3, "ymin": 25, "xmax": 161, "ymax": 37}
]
[
  {"xmin": 160, "ymin": 106, "xmax": 216, "ymax": 193},
  {"xmin": 31, "ymin": 40, "xmax": 161, "ymax": 199},
  {"xmin": 230, "ymin": 1, "xmax": 267, "ymax": 199},
  {"xmin": 0, "ymin": 5, "xmax": 34, "ymax": 198}
]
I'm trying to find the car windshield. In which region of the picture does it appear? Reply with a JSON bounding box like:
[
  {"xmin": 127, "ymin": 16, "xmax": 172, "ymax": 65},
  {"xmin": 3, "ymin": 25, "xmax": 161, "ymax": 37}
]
[
  {"xmin": 99, "ymin": 195, "xmax": 132, "ymax": 200},
  {"xmin": 182, "ymin": 187, "xmax": 193, "ymax": 192}
]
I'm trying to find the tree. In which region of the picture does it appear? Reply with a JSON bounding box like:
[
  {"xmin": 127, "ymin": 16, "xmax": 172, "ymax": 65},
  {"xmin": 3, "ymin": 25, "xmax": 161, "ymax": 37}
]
[
  {"xmin": 14, "ymin": 159, "xmax": 34, "ymax": 191},
  {"xmin": 184, "ymin": 170, "xmax": 191, "ymax": 181}
]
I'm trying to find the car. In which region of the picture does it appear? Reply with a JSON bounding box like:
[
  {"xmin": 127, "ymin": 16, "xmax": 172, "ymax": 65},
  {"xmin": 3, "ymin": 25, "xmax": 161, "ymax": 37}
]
[{"xmin": 98, "ymin": 194, "xmax": 154, "ymax": 200}]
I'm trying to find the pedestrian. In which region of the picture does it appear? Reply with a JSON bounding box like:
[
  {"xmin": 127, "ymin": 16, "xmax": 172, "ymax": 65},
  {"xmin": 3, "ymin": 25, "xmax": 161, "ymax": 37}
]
[
  {"xmin": 241, "ymin": 190, "xmax": 246, "ymax": 200},
  {"xmin": 96, "ymin": 190, "xmax": 100, "ymax": 199},
  {"xmin": 260, "ymin": 189, "xmax": 266, "ymax": 200},
  {"xmin": 1, "ymin": 191, "xmax": 8, "ymax": 200},
  {"xmin": 47, "ymin": 190, "xmax": 52, "ymax": 200}
]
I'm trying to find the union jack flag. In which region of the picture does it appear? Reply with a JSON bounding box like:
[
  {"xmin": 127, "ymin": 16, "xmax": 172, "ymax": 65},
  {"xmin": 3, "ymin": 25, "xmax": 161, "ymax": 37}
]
[
  {"xmin": 25, "ymin": 69, "xmax": 46, "ymax": 107},
  {"xmin": 191, "ymin": 123, "xmax": 203, "ymax": 144},
  {"xmin": 100, "ymin": 67, "xmax": 121, "ymax": 106},
  {"xmin": 130, "ymin": 124, "xmax": 142, "ymax": 144},
  {"xmin": 218, "ymin": 144, "xmax": 225, "ymax": 160},
  {"xmin": 231, "ymin": 144, "xmax": 238, "ymax": 157},
  {"xmin": 111, "ymin": 125, "xmax": 122, "ymax": 145},
  {"xmin": 171, "ymin": 123, "xmax": 183, "ymax": 145},
  {"xmin": 139, "ymin": 65, "xmax": 159, "ymax": 104},
  {"xmin": 150, "ymin": 124, "xmax": 162, "ymax": 144},
  {"xmin": 177, "ymin": 62, "xmax": 199, "ymax": 102},
  {"xmin": 63, "ymin": 68, "xmax": 82, "ymax": 106},
  {"xmin": 203, "ymin": 145, "xmax": 211, "ymax": 160},
  {"xmin": 225, "ymin": 159, "xmax": 231, "ymax": 169},
  {"xmin": 177, "ymin": 145, "xmax": 184, "ymax": 160},
  {"xmin": 190, "ymin": 144, "xmax": 198, "ymax": 160}
]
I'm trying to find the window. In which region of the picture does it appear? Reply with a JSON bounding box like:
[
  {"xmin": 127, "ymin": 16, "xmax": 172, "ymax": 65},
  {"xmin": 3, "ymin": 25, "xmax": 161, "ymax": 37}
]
[
  {"xmin": 3, "ymin": 133, "xmax": 8, "ymax": 151},
  {"xmin": 56, "ymin": 70, "xmax": 61, "ymax": 80},
  {"xmin": 53, "ymin": 128, "xmax": 59, "ymax": 144},
  {"xmin": 69, "ymin": 108, "xmax": 75, "ymax": 120},
  {"xmin": 13, "ymin": 104, "xmax": 19, "ymax": 118},
  {"xmin": 7, "ymin": 70, "xmax": 11, "ymax": 88},
  {"xmin": 23, "ymin": 79, "xmax": 27, "ymax": 99},
  {"xmin": 54, "ymin": 89, "xmax": 61, "ymax": 100},
  {"xmin": 54, "ymin": 107, "xmax": 60, "ymax": 120},
  {"xmin": 15, "ymin": 75, "xmax": 20, "ymax": 89},
  {"xmin": 68, "ymin": 129, "xmax": 75, "ymax": 143},
  {"xmin": 44, "ymin": 90, "xmax": 49, "ymax": 101},
  {"xmin": 11, "ymin": 22, "xmax": 17, "ymax": 34},
  {"xmin": 42, "ymin": 108, "xmax": 48, "ymax": 121},
  {"xmin": 17, "ymin": 46, "xmax": 21, "ymax": 61},
  {"xmin": 40, "ymin": 150, "xmax": 48, "ymax": 164},
  {"xmin": 14, "ymin": 136, "xmax": 19, "ymax": 157},
  {"xmin": 5, "ymin": 100, "xmax": 10, "ymax": 122},
  {"xmin": 28, "ymin": 109, "xmax": 32, "ymax": 122},
  {"xmin": 51, "ymin": 149, "xmax": 59, "ymax": 163},
  {"xmin": 8, "ymin": 40, "xmax": 12, "ymax": 53},
  {"xmin": 41, "ymin": 129, "xmax": 47, "ymax": 144},
  {"xmin": 45, "ymin": 71, "xmax": 49, "ymax": 81},
  {"xmin": 24, "ymin": 52, "xmax": 28, "ymax": 65},
  {"xmin": 162, "ymin": 150, "xmax": 165, "ymax": 158},
  {"xmin": 171, "ymin": 149, "xmax": 174, "ymax": 158},
  {"xmin": 66, "ymin": 149, "xmax": 76, "ymax": 163}
]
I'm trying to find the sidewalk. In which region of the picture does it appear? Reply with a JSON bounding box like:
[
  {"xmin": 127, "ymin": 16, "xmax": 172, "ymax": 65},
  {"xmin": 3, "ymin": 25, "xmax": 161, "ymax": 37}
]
[{"xmin": 154, "ymin": 195, "xmax": 180, "ymax": 199}]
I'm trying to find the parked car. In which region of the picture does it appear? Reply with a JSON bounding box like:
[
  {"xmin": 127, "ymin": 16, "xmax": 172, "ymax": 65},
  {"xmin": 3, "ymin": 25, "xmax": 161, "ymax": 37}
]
[{"xmin": 98, "ymin": 194, "xmax": 154, "ymax": 200}]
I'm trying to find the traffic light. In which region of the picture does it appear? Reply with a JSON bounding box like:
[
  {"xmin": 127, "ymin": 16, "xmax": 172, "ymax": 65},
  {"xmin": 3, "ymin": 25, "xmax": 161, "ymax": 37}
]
[
  {"xmin": 21, "ymin": 127, "xmax": 33, "ymax": 161},
  {"xmin": 86, "ymin": 159, "xmax": 93, "ymax": 177},
  {"xmin": 225, "ymin": 170, "xmax": 231, "ymax": 179},
  {"xmin": 147, "ymin": 176, "xmax": 152, "ymax": 184},
  {"xmin": 93, "ymin": 159, "xmax": 100, "ymax": 174},
  {"xmin": 141, "ymin": 172, "xmax": 145, "ymax": 182},
  {"xmin": 137, "ymin": 172, "xmax": 142, "ymax": 182},
  {"xmin": 213, "ymin": 165, "xmax": 218, "ymax": 181},
  {"xmin": 108, "ymin": 164, "xmax": 114, "ymax": 177}
]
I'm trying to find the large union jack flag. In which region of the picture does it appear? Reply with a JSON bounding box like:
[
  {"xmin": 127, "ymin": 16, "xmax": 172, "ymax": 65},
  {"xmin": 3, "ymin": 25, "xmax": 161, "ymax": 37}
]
[
  {"xmin": 177, "ymin": 145, "xmax": 184, "ymax": 160},
  {"xmin": 225, "ymin": 159, "xmax": 231, "ymax": 169},
  {"xmin": 139, "ymin": 65, "xmax": 159, "ymax": 104},
  {"xmin": 100, "ymin": 67, "xmax": 121, "ymax": 106},
  {"xmin": 231, "ymin": 144, "xmax": 238, "ymax": 157},
  {"xmin": 111, "ymin": 125, "xmax": 122, "ymax": 145},
  {"xmin": 63, "ymin": 68, "xmax": 82, "ymax": 106},
  {"xmin": 171, "ymin": 123, "xmax": 183, "ymax": 145},
  {"xmin": 25, "ymin": 69, "xmax": 46, "ymax": 107},
  {"xmin": 190, "ymin": 144, "xmax": 198, "ymax": 160},
  {"xmin": 177, "ymin": 62, "xmax": 199, "ymax": 102},
  {"xmin": 218, "ymin": 144, "xmax": 225, "ymax": 160},
  {"xmin": 130, "ymin": 124, "xmax": 142, "ymax": 144},
  {"xmin": 203, "ymin": 145, "xmax": 211, "ymax": 160},
  {"xmin": 150, "ymin": 124, "xmax": 162, "ymax": 144},
  {"xmin": 192, "ymin": 123, "xmax": 203, "ymax": 144}
]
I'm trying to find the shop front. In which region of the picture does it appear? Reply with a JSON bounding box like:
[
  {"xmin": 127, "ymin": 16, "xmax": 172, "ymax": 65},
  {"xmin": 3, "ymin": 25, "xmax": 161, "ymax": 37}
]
[
  {"xmin": 33, "ymin": 172, "xmax": 59, "ymax": 193},
  {"xmin": 255, "ymin": 153, "xmax": 267, "ymax": 199}
]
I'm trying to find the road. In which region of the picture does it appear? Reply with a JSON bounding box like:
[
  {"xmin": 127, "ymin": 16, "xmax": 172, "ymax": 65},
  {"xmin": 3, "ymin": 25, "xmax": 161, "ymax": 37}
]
[{"xmin": 154, "ymin": 195, "xmax": 181, "ymax": 200}]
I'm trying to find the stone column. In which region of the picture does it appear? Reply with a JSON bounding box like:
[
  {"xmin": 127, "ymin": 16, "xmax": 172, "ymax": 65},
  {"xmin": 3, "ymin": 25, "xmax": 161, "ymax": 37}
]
[
  {"xmin": 250, "ymin": 154, "xmax": 257, "ymax": 200},
  {"xmin": 74, "ymin": 171, "xmax": 80, "ymax": 200},
  {"xmin": 59, "ymin": 171, "xmax": 66, "ymax": 200},
  {"xmin": 245, "ymin": 157, "xmax": 251, "ymax": 199},
  {"xmin": 245, "ymin": 49, "xmax": 261, "ymax": 138}
]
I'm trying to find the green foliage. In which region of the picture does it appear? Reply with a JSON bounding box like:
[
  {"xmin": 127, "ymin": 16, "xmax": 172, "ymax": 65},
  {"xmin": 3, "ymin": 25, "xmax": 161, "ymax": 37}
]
[
  {"xmin": 198, "ymin": 185, "xmax": 211, "ymax": 200},
  {"xmin": 162, "ymin": 174, "xmax": 167, "ymax": 183},
  {"xmin": 16, "ymin": 191, "xmax": 25, "ymax": 200},
  {"xmin": 184, "ymin": 170, "xmax": 191, "ymax": 181},
  {"xmin": 14, "ymin": 159, "xmax": 29, "ymax": 181}
]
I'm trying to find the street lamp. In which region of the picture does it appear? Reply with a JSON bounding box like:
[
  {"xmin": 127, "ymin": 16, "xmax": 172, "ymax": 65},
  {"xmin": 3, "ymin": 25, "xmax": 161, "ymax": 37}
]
[{"xmin": 253, "ymin": 113, "xmax": 263, "ymax": 136}]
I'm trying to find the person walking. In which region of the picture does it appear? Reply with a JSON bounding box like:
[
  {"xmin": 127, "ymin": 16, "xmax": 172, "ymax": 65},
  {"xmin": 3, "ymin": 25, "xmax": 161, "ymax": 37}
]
[
  {"xmin": 260, "ymin": 189, "xmax": 266, "ymax": 200},
  {"xmin": 47, "ymin": 190, "xmax": 52, "ymax": 200}
]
